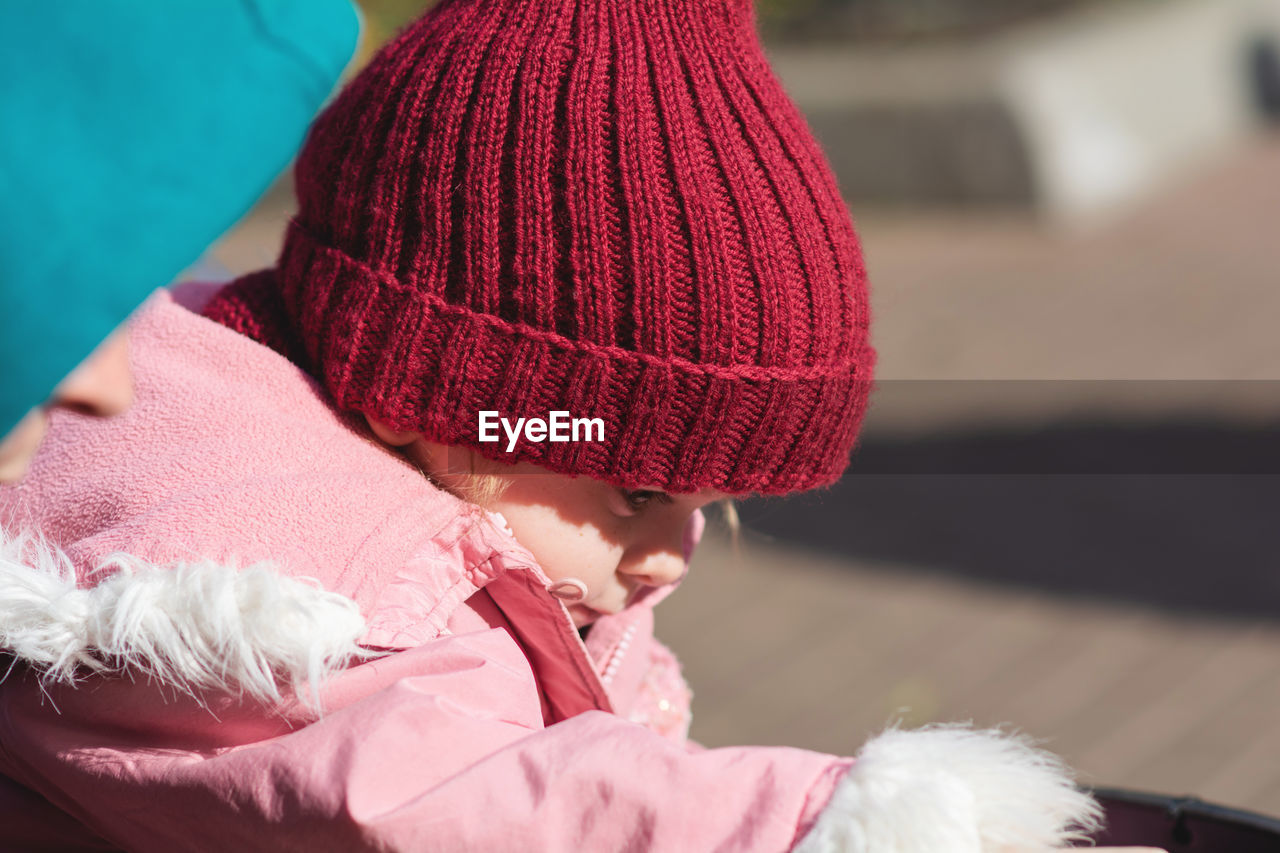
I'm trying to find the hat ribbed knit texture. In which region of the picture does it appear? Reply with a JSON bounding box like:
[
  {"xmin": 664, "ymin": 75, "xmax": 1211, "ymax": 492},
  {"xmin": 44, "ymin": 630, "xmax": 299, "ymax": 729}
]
[{"xmin": 205, "ymin": 0, "xmax": 874, "ymax": 495}]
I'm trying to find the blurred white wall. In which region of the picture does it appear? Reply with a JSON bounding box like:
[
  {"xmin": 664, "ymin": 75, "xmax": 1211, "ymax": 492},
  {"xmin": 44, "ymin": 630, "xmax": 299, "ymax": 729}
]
[{"xmin": 1003, "ymin": 0, "xmax": 1280, "ymax": 224}]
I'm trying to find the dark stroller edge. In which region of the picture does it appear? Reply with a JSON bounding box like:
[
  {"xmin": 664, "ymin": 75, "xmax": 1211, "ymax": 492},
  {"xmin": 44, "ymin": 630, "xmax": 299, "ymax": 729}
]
[{"xmin": 1084, "ymin": 787, "xmax": 1280, "ymax": 851}]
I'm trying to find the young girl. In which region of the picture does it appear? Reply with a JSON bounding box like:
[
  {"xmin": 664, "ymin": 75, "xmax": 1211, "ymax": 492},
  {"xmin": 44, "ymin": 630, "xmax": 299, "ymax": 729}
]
[{"xmin": 1, "ymin": 0, "xmax": 1159, "ymax": 850}]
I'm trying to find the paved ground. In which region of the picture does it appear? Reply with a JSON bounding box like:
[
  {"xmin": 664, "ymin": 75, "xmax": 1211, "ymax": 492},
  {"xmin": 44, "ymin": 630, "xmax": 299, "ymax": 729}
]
[
  {"xmin": 862, "ymin": 135, "xmax": 1280, "ymax": 384},
  {"xmin": 212, "ymin": 131, "xmax": 1280, "ymax": 817}
]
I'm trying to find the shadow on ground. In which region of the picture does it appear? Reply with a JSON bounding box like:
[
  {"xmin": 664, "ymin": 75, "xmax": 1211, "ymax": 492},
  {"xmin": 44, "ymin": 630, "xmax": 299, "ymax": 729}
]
[{"xmin": 738, "ymin": 420, "xmax": 1280, "ymax": 620}]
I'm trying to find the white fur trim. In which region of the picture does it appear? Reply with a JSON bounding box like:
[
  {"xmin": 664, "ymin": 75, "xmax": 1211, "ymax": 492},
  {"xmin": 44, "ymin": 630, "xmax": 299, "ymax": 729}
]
[
  {"xmin": 794, "ymin": 724, "xmax": 1102, "ymax": 853},
  {"xmin": 0, "ymin": 531, "xmax": 370, "ymax": 711}
]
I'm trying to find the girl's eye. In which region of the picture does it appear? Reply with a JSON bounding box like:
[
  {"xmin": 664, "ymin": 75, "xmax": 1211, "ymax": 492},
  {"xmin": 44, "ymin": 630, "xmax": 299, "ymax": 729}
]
[{"xmin": 621, "ymin": 489, "xmax": 673, "ymax": 512}]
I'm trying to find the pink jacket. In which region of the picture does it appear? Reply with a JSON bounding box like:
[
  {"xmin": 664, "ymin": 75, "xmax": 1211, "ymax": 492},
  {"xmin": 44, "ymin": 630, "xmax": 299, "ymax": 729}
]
[{"xmin": 0, "ymin": 286, "xmax": 851, "ymax": 851}]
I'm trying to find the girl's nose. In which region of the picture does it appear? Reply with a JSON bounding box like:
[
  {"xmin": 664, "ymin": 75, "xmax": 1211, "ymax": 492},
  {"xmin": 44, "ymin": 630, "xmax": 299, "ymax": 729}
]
[{"xmin": 619, "ymin": 547, "xmax": 686, "ymax": 589}]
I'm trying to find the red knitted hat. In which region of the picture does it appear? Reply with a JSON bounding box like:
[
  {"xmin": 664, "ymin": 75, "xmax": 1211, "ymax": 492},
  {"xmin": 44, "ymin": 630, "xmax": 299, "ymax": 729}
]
[{"xmin": 205, "ymin": 0, "xmax": 874, "ymax": 495}]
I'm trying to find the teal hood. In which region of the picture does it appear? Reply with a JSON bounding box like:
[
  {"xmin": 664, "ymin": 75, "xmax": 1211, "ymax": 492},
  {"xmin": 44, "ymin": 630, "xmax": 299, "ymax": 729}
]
[{"xmin": 0, "ymin": 0, "xmax": 360, "ymax": 434}]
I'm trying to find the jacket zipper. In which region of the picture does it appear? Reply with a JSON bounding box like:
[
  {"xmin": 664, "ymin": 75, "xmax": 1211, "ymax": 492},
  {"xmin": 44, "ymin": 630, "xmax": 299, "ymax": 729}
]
[{"xmin": 599, "ymin": 624, "xmax": 637, "ymax": 687}]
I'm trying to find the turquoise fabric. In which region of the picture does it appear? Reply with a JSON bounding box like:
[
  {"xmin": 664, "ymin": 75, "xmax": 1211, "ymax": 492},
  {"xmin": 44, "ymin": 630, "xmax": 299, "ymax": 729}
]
[{"xmin": 0, "ymin": 0, "xmax": 360, "ymax": 435}]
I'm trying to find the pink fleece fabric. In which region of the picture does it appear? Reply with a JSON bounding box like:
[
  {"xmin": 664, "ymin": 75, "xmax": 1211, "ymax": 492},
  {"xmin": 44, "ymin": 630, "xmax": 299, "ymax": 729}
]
[{"xmin": 0, "ymin": 286, "xmax": 851, "ymax": 851}]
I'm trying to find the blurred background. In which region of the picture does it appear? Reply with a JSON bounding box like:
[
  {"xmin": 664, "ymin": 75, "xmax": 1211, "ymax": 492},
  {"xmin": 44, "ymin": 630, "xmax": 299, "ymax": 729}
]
[{"xmin": 208, "ymin": 0, "xmax": 1280, "ymax": 817}]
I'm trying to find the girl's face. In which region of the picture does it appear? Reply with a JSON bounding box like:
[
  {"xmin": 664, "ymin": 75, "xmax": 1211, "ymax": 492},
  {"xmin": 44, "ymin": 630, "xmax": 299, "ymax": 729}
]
[
  {"xmin": 380, "ymin": 428, "xmax": 723, "ymax": 628},
  {"xmin": 478, "ymin": 463, "xmax": 722, "ymax": 627}
]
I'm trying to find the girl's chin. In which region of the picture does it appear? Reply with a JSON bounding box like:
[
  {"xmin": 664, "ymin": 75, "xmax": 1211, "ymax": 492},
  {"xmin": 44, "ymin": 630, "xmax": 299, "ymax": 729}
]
[{"xmin": 567, "ymin": 602, "xmax": 613, "ymax": 627}]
